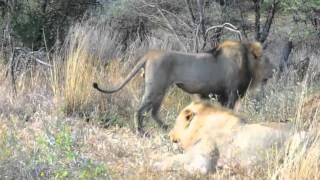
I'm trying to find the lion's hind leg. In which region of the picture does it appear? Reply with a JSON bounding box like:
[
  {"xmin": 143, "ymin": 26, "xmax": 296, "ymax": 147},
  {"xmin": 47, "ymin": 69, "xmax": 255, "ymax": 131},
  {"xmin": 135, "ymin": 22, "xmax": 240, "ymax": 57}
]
[
  {"xmin": 134, "ymin": 97, "xmax": 153, "ymax": 135},
  {"xmin": 134, "ymin": 90, "xmax": 167, "ymax": 135},
  {"xmin": 151, "ymin": 97, "xmax": 168, "ymax": 130}
]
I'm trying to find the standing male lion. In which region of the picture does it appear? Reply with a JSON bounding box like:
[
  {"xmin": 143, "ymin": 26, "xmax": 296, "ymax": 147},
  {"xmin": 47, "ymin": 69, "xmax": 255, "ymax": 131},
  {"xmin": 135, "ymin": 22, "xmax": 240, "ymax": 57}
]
[{"xmin": 93, "ymin": 40, "xmax": 274, "ymax": 134}]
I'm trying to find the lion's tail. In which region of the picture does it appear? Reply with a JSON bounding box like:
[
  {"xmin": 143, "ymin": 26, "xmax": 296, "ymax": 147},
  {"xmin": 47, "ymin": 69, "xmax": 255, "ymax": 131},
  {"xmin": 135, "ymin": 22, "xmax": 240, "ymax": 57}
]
[{"xmin": 92, "ymin": 56, "xmax": 146, "ymax": 93}]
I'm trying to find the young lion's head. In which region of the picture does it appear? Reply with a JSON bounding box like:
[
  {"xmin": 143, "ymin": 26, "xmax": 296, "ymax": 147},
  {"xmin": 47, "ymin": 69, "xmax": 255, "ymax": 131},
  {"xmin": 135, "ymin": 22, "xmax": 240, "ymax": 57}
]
[{"xmin": 169, "ymin": 102, "xmax": 243, "ymax": 150}]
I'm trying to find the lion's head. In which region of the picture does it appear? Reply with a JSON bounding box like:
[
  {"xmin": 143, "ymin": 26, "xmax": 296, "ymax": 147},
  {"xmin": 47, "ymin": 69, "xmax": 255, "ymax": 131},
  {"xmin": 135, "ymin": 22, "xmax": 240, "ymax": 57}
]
[
  {"xmin": 246, "ymin": 41, "xmax": 275, "ymax": 86},
  {"xmin": 169, "ymin": 102, "xmax": 243, "ymax": 150},
  {"xmin": 214, "ymin": 40, "xmax": 274, "ymax": 87}
]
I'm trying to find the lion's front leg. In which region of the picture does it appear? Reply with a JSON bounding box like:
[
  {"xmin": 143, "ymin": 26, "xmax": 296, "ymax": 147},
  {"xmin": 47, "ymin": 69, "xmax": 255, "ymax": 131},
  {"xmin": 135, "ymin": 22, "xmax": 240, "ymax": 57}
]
[
  {"xmin": 154, "ymin": 141, "xmax": 219, "ymax": 174},
  {"xmin": 153, "ymin": 154, "xmax": 186, "ymax": 171},
  {"xmin": 226, "ymin": 90, "xmax": 239, "ymax": 109}
]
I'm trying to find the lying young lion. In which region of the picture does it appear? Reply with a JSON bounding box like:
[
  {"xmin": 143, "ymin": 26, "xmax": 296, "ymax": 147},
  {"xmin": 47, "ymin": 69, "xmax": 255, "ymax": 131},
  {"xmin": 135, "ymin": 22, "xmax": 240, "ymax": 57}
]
[{"xmin": 154, "ymin": 102, "xmax": 292, "ymax": 174}]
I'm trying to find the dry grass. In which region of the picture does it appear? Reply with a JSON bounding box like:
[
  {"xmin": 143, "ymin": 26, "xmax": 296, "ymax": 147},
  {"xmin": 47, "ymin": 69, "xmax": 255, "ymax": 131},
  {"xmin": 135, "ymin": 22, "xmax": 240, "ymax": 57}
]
[
  {"xmin": 274, "ymin": 132, "xmax": 320, "ymax": 179},
  {"xmin": 0, "ymin": 113, "xmax": 109, "ymax": 178},
  {"xmin": 58, "ymin": 22, "xmax": 146, "ymax": 129},
  {"xmin": 0, "ymin": 19, "xmax": 319, "ymax": 179},
  {"xmin": 0, "ymin": 70, "xmax": 319, "ymax": 179},
  {"xmin": 64, "ymin": 40, "xmax": 99, "ymax": 115}
]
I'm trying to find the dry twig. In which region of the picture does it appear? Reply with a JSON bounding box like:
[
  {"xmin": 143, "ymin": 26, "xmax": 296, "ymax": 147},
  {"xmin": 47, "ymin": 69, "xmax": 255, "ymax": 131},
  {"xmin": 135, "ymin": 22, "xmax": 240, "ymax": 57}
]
[{"xmin": 205, "ymin": 23, "xmax": 242, "ymax": 40}]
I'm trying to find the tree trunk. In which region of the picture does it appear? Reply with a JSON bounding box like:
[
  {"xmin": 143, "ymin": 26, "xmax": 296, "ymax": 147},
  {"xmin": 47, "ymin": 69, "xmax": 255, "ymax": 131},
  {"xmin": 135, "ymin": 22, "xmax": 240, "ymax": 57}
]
[
  {"xmin": 259, "ymin": 0, "xmax": 279, "ymax": 43},
  {"xmin": 253, "ymin": 0, "xmax": 279, "ymax": 43},
  {"xmin": 253, "ymin": 0, "xmax": 261, "ymax": 40},
  {"xmin": 41, "ymin": 0, "xmax": 49, "ymax": 14},
  {"xmin": 279, "ymin": 39, "xmax": 293, "ymax": 73}
]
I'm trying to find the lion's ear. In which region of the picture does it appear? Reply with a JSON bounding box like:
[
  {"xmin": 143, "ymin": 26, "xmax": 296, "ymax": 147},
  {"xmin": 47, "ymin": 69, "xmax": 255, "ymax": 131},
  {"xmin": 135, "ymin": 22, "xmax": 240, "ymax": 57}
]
[
  {"xmin": 248, "ymin": 41, "xmax": 263, "ymax": 59},
  {"xmin": 184, "ymin": 109, "xmax": 195, "ymax": 121}
]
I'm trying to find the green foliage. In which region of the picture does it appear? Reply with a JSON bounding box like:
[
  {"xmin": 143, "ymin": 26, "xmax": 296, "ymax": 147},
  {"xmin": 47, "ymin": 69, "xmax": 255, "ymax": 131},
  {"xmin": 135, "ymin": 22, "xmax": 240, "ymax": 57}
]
[
  {"xmin": 11, "ymin": 1, "xmax": 45, "ymax": 48},
  {"xmin": 280, "ymin": 0, "xmax": 320, "ymax": 37},
  {"xmin": 35, "ymin": 126, "xmax": 76, "ymax": 165},
  {"xmin": 280, "ymin": 0, "xmax": 320, "ymax": 12},
  {"xmin": 104, "ymin": 0, "xmax": 131, "ymax": 17},
  {"xmin": 0, "ymin": 129, "xmax": 14, "ymax": 161},
  {"xmin": 79, "ymin": 160, "xmax": 107, "ymax": 180},
  {"xmin": 34, "ymin": 123, "xmax": 108, "ymax": 178},
  {"xmin": 0, "ymin": 118, "xmax": 109, "ymax": 179},
  {"xmin": 1, "ymin": 0, "xmax": 99, "ymax": 49}
]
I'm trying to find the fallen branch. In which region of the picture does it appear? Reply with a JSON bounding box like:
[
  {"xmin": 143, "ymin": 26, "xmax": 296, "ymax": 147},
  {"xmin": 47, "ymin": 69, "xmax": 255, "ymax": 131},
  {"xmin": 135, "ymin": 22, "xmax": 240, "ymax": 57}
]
[{"xmin": 34, "ymin": 58, "xmax": 52, "ymax": 67}]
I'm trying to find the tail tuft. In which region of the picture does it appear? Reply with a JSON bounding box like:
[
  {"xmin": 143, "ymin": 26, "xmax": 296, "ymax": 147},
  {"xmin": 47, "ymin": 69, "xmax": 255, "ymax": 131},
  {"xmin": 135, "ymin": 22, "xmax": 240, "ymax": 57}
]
[{"xmin": 92, "ymin": 82, "xmax": 99, "ymax": 89}]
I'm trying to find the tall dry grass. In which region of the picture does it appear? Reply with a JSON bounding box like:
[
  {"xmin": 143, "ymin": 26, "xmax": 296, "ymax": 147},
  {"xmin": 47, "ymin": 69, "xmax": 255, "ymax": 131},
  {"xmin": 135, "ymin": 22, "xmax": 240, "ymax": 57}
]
[
  {"xmin": 59, "ymin": 22, "xmax": 120, "ymax": 116},
  {"xmin": 63, "ymin": 38, "xmax": 99, "ymax": 114},
  {"xmin": 271, "ymin": 131, "xmax": 320, "ymax": 179}
]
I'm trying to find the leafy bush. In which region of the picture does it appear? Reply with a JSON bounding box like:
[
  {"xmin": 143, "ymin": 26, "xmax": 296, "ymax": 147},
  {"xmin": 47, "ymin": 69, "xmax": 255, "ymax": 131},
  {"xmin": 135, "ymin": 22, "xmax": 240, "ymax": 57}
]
[
  {"xmin": 1, "ymin": 0, "xmax": 99, "ymax": 49},
  {"xmin": 0, "ymin": 118, "xmax": 109, "ymax": 179}
]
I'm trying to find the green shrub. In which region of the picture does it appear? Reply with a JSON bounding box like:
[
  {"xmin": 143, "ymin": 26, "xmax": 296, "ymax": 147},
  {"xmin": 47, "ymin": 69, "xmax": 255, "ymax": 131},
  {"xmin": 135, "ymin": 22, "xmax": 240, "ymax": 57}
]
[{"xmin": 1, "ymin": 0, "xmax": 99, "ymax": 49}]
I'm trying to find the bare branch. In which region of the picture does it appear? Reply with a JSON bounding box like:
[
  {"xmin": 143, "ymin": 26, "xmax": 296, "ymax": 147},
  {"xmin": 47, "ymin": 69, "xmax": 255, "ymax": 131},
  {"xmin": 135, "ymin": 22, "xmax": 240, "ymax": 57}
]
[
  {"xmin": 205, "ymin": 23, "xmax": 242, "ymax": 40},
  {"xmin": 221, "ymin": 22, "xmax": 238, "ymax": 30},
  {"xmin": 34, "ymin": 58, "xmax": 52, "ymax": 67},
  {"xmin": 139, "ymin": 1, "xmax": 187, "ymax": 52},
  {"xmin": 160, "ymin": 9, "xmax": 193, "ymax": 31},
  {"xmin": 205, "ymin": 23, "xmax": 238, "ymax": 34},
  {"xmin": 156, "ymin": 8, "xmax": 187, "ymax": 52},
  {"xmin": 184, "ymin": 0, "xmax": 196, "ymax": 24}
]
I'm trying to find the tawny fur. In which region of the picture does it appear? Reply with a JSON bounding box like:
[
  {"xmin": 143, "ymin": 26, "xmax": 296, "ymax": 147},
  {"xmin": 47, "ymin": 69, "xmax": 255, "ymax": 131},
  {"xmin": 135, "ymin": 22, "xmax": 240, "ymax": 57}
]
[{"xmin": 155, "ymin": 102, "xmax": 292, "ymax": 174}]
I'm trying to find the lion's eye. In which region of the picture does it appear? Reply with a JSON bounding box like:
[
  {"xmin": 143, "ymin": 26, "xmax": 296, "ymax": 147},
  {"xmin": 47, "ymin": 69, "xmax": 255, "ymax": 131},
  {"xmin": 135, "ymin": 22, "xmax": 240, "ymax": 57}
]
[{"xmin": 185, "ymin": 112, "xmax": 195, "ymax": 121}]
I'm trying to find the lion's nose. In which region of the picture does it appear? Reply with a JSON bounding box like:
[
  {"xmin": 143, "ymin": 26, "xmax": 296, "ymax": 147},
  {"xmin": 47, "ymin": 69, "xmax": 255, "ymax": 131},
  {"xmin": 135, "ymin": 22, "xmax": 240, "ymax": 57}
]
[
  {"xmin": 172, "ymin": 138, "xmax": 179, "ymax": 143},
  {"xmin": 169, "ymin": 131, "xmax": 179, "ymax": 143},
  {"xmin": 170, "ymin": 135, "xmax": 179, "ymax": 143}
]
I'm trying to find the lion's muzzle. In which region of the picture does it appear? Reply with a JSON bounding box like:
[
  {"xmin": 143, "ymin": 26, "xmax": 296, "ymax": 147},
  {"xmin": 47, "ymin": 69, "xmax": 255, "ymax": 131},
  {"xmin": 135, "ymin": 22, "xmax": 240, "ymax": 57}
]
[{"xmin": 169, "ymin": 130, "xmax": 179, "ymax": 143}]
